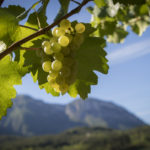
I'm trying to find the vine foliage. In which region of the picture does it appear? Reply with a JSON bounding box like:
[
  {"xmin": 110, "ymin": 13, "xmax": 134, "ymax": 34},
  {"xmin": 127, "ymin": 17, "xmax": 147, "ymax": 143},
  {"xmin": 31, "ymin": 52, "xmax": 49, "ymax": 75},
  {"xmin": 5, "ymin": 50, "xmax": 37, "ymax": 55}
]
[{"xmin": 0, "ymin": 0, "xmax": 150, "ymax": 119}]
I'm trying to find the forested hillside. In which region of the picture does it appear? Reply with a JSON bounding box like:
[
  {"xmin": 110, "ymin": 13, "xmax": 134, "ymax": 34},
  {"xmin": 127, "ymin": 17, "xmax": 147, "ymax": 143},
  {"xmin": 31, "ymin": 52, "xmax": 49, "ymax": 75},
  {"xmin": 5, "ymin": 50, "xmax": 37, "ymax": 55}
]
[{"xmin": 0, "ymin": 126, "xmax": 150, "ymax": 150}]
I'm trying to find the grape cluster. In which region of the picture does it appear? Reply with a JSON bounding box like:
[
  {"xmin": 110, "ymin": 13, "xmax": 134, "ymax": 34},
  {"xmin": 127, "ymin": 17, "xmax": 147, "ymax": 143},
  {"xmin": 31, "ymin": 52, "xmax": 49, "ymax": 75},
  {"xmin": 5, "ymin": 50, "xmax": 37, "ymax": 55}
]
[{"xmin": 41, "ymin": 19, "xmax": 85, "ymax": 93}]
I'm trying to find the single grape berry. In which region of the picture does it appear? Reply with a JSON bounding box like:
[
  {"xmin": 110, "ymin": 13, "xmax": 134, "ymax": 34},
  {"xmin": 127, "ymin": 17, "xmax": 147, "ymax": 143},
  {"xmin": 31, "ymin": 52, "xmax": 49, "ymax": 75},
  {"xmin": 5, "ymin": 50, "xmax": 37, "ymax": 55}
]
[
  {"xmin": 51, "ymin": 60, "xmax": 62, "ymax": 71},
  {"xmin": 42, "ymin": 41, "xmax": 50, "ymax": 49},
  {"xmin": 60, "ymin": 19, "xmax": 71, "ymax": 29},
  {"xmin": 58, "ymin": 35, "xmax": 69, "ymax": 47},
  {"xmin": 55, "ymin": 27, "xmax": 65, "ymax": 37},
  {"xmin": 51, "ymin": 42, "xmax": 61, "ymax": 53},
  {"xmin": 75, "ymin": 23, "xmax": 85, "ymax": 33},
  {"xmin": 44, "ymin": 46, "xmax": 53, "ymax": 55},
  {"xmin": 52, "ymin": 27, "xmax": 59, "ymax": 37},
  {"xmin": 47, "ymin": 75, "xmax": 55, "ymax": 82},
  {"xmin": 42, "ymin": 61, "xmax": 52, "ymax": 72}
]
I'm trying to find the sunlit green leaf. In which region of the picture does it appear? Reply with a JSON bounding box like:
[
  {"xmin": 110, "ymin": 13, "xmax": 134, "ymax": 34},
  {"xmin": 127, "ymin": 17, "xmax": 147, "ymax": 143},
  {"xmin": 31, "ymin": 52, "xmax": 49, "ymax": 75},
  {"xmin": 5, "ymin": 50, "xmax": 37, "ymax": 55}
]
[
  {"xmin": 0, "ymin": 56, "xmax": 24, "ymax": 120},
  {"xmin": 0, "ymin": 9, "xmax": 18, "ymax": 45}
]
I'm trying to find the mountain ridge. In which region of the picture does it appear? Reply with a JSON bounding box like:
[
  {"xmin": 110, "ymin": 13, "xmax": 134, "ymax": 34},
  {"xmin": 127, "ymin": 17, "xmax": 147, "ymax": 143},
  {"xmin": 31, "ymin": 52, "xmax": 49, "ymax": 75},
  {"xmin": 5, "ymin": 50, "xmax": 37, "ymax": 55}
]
[{"xmin": 0, "ymin": 95, "xmax": 145, "ymax": 136}]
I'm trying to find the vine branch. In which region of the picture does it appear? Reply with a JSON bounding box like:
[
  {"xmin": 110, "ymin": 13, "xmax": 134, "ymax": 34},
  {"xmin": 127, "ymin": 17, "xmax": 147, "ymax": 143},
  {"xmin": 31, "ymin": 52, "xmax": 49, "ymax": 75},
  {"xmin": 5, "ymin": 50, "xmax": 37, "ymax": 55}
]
[{"xmin": 0, "ymin": 0, "xmax": 93, "ymax": 60}]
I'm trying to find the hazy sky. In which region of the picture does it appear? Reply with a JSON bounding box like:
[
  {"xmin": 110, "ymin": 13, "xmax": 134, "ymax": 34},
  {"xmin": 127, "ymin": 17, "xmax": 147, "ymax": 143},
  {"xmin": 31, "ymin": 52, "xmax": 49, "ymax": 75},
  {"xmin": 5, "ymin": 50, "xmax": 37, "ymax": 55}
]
[{"xmin": 3, "ymin": 0, "xmax": 150, "ymax": 124}]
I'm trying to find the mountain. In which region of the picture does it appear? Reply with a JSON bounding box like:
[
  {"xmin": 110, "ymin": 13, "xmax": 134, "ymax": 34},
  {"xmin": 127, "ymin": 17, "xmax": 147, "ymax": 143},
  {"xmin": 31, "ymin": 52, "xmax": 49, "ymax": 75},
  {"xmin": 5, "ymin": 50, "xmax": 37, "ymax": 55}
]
[
  {"xmin": 66, "ymin": 99, "xmax": 144, "ymax": 129},
  {"xmin": 0, "ymin": 95, "xmax": 84, "ymax": 136},
  {"xmin": 0, "ymin": 126, "xmax": 150, "ymax": 150},
  {"xmin": 0, "ymin": 95, "xmax": 145, "ymax": 136}
]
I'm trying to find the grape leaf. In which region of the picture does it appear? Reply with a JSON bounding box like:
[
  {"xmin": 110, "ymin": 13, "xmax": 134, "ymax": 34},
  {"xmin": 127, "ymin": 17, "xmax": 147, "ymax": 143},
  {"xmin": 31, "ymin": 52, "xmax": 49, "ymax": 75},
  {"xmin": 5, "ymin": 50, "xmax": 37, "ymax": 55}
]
[
  {"xmin": 92, "ymin": 0, "xmax": 120, "ymax": 18},
  {"xmin": 0, "ymin": 8, "xmax": 19, "ymax": 45},
  {"xmin": 26, "ymin": 0, "xmax": 50, "ymax": 29},
  {"xmin": 106, "ymin": 2, "xmax": 120, "ymax": 17},
  {"xmin": 23, "ymin": 39, "xmax": 49, "ymax": 85},
  {"xmin": 77, "ymin": 80, "xmax": 91, "ymax": 99},
  {"xmin": 69, "ymin": 37, "xmax": 108, "ymax": 99},
  {"xmin": 94, "ymin": 5, "xmax": 108, "ymax": 18},
  {"xmin": 2, "ymin": 5, "xmax": 25, "ymax": 19},
  {"xmin": 107, "ymin": 27, "xmax": 128, "ymax": 43},
  {"xmin": 0, "ymin": 56, "xmax": 24, "ymax": 120},
  {"xmin": 16, "ymin": 1, "xmax": 41, "ymax": 21},
  {"xmin": 131, "ymin": 17, "xmax": 150, "ymax": 36},
  {"xmin": 13, "ymin": 26, "xmax": 36, "ymax": 64},
  {"xmin": 55, "ymin": 0, "xmax": 70, "ymax": 21},
  {"xmin": 140, "ymin": 4, "xmax": 149, "ymax": 14},
  {"xmin": 99, "ymin": 20, "xmax": 117, "ymax": 36}
]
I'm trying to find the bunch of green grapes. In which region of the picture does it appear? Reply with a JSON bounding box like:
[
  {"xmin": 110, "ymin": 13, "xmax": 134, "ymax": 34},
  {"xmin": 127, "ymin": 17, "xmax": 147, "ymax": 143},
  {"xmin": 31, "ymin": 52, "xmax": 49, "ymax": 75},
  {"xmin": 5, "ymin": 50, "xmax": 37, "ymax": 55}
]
[{"xmin": 41, "ymin": 19, "xmax": 85, "ymax": 94}]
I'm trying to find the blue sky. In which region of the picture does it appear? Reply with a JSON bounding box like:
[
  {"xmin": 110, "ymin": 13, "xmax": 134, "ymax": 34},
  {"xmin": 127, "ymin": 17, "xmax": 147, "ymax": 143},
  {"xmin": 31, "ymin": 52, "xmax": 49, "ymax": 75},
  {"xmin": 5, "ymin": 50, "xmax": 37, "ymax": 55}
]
[{"xmin": 3, "ymin": 0, "xmax": 150, "ymax": 124}]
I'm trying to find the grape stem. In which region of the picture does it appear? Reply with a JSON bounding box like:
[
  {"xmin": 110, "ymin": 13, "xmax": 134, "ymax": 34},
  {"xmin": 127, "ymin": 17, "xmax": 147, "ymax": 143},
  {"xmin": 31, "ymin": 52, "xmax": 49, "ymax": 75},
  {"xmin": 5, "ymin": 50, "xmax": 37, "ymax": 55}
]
[
  {"xmin": 0, "ymin": 0, "xmax": 4, "ymax": 7},
  {"xmin": 20, "ymin": 46, "xmax": 42, "ymax": 51},
  {"xmin": 34, "ymin": 8, "xmax": 42, "ymax": 29},
  {"xmin": 19, "ymin": 25, "xmax": 38, "ymax": 31},
  {"xmin": 0, "ymin": 0, "xmax": 93, "ymax": 60},
  {"xmin": 71, "ymin": 0, "xmax": 81, "ymax": 5}
]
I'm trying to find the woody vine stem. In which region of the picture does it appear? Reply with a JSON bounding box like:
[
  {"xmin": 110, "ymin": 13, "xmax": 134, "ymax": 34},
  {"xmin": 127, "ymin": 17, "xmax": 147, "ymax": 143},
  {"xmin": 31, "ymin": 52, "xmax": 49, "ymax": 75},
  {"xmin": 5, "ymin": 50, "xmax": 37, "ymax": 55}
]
[{"xmin": 0, "ymin": 0, "xmax": 93, "ymax": 60}]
